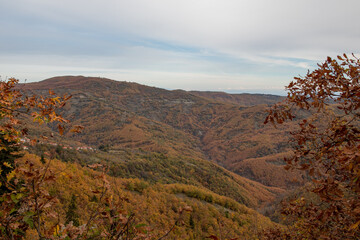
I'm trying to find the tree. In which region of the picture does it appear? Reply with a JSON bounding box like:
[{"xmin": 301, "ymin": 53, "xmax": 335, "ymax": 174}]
[
  {"xmin": 40, "ymin": 154, "xmax": 46, "ymax": 164},
  {"xmin": 65, "ymin": 194, "xmax": 80, "ymax": 227},
  {"xmin": 0, "ymin": 77, "xmax": 77, "ymax": 239},
  {"xmin": 0, "ymin": 134, "xmax": 21, "ymax": 194},
  {"xmin": 263, "ymin": 54, "xmax": 360, "ymax": 239},
  {"xmin": 189, "ymin": 214, "xmax": 195, "ymax": 229},
  {"xmin": 0, "ymin": 77, "xmax": 70, "ymax": 195}
]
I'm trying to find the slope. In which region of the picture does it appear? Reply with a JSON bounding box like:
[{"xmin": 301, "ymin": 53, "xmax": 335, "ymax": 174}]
[
  {"xmin": 20, "ymin": 153, "xmax": 278, "ymax": 239},
  {"xmin": 19, "ymin": 76, "xmax": 300, "ymax": 191},
  {"xmin": 190, "ymin": 91, "xmax": 284, "ymax": 106}
]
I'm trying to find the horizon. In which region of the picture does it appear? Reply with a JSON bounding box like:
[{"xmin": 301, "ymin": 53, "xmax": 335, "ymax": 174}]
[
  {"xmin": 1, "ymin": 0, "xmax": 359, "ymax": 95},
  {"xmin": 18, "ymin": 75, "xmax": 288, "ymax": 96}
]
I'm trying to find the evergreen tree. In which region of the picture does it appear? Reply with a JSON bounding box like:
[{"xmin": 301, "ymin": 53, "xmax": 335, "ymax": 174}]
[
  {"xmin": 40, "ymin": 154, "xmax": 46, "ymax": 164},
  {"xmin": 189, "ymin": 214, "xmax": 195, "ymax": 229},
  {"xmin": 0, "ymin": 134, "xmax": 22, "ymax": 194},
  {"xmin": 65, "ymin": 194, "xmax": 80, "ymax": 226}
]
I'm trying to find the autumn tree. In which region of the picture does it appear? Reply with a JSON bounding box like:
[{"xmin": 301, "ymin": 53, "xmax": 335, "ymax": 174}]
[
  {"xmin": 0, "ymin": 77, "xmax": 73, "ymax": 238},
  {"xmin": 263, "ymin": 54, "xmax": 360, "ymax": 239},
  {"xmin": 0, "ymin": 77, "xmax": 71, "ymax": 194}
]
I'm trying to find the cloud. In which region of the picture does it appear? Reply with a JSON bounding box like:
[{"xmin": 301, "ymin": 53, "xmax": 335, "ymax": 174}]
[
  {"xmin": 0, "ymin": 53, "xmax": 290, "ymax": 94},
  {"xmin": 3, "ymin": 0, "xmax": 359, "ymax": 57},
  {"xmin": 1, "ymin": 0, "xmax": 360, "ymax": 93}
]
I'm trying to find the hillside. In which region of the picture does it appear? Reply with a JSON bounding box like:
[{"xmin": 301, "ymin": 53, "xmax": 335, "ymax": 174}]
[
  {"xmin": 19, "ymin": 76, "xmax": 301, "ymax": 192},
  {"xmin": 19, "ymin": 153, "xmax": 277, "ymax": 239},
  {"xmin": 190, "ymin": 91, "xmax": 284, "ymax": 106},
  {"xmin": 29, "ymin": 143, "xmax": 283, "ymax": 208}
]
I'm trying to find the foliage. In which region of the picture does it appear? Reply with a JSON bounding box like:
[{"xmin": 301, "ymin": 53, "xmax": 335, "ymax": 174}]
[
  {"xmin": 65, "ymin": 194, "xmax": 80, "ymax": 227},
  {"xmin": 8, "ymin": 152, "xmax": 275, "ymax": 240},
  {"xmin": 29, "ymin": 144, "xmax": 281, "ymax": 208},
  {"xmin": 0, "ymin": 78, "xmax": 150, "ymax": 239},
  {"xmin": 0, "ymin": 134, "xmax": 21, "ymax": 194},
  {"xmin": 40, "ymin": 154, "xmax": 46, "ymax": 164},
  {"xmin": 165, "ymin": 183, "xmax": 248, "ymax": 213},
  {"xmin": 263, "ymin": 54, "xmax": 360, "ymax": 239},
  {"xmin": 0, "ymin": 78, "xmax": 69, "ymax": 195}
]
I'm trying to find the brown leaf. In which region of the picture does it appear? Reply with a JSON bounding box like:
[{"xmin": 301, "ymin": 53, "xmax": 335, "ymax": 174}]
[{"xmin": 58, "ymin": 124, "xmax": 64, "ymax": 135}]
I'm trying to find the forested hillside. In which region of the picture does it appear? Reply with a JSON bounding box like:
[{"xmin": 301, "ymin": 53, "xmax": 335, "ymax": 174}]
[
  {"xmin": 19, "ymin": 153, "xmax": 277, "ymax": 239},
  {"xmin": 189, "ymin": 91, "xmax": 284, "ymax": 106},
  {"xmin": 19, "ymin": 76, "xmax": 302, "ymax": 190}
]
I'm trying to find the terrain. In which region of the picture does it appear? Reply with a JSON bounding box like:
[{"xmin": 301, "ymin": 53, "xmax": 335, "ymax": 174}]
[
  {"xmin": 19, "ymin": 153, "xmax": 277, "ymax": 239},
  {"xmin": 190, "ymin": 91, "xmax": 284, "ymax": 106},
  {"xmin": 19, "ymin": 76, "xmax": 303, "ymax": 193},
  {"xmin": 10, "ymin": 75, "xmax": 306, "ymax": 238}
]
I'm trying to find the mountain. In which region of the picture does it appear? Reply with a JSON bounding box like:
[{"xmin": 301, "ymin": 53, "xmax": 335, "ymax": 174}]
[{"xmin": 19, "ymin": 76, "xmax": 302, "ymax": 194}]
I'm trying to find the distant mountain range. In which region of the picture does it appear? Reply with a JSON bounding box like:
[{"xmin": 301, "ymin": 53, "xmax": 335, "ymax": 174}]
[{"xmin": 19, "ymin": 76, "xmax": 303, "ymax": 201}]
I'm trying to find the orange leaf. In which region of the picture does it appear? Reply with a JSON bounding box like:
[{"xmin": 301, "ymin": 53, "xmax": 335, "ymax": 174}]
[
  {"xmin": 349, "ymin": 220, "xmax": 360, "ymax": 230},
  {"xmin": 58, "ymin": 124, "xmax": 64, "ymax": 135}
]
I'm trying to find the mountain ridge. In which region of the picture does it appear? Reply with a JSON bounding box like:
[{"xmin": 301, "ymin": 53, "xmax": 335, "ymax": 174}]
[{"xmin": 20, "ymin": 76, "xmax": 302, "ymax": 193}]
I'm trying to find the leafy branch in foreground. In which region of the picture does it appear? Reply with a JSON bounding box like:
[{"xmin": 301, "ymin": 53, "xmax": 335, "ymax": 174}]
[
  {"xmin": 0, "ymin": 78, "xmax": 71, "ymax": 194},
  {"xmin": 263, "ymin": 54, "xmax": 360, "ymax": 239}
]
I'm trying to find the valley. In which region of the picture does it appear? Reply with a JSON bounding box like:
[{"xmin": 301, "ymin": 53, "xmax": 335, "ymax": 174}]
[
  {"xmin": 11, "ymin": 75, "xmax": 308, "ymax": 238},
  {"xmin": 20, "ymin": 76, "xmax": 303, "ymax": 192}
]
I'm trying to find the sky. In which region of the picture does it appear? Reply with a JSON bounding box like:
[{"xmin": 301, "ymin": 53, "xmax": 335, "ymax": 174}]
[{"xmin": 1, "ymin": 0, "xmax": 360, "ymax": 95}]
